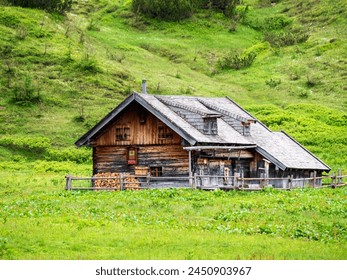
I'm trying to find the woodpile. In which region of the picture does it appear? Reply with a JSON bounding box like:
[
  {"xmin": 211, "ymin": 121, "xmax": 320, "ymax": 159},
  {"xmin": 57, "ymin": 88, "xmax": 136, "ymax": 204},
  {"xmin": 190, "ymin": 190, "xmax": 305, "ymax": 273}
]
[{"xmin": 93, "ymin": 172, "xmax": 140, "ymax": 190}]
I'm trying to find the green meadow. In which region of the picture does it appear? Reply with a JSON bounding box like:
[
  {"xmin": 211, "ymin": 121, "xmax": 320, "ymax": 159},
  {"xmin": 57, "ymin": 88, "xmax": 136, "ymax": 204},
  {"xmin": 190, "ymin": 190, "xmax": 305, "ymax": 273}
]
[
  {"xmin": 0, "ymin": 0, "xmax": 346, "ymax": 259},
  {"xmin": 1, "ymin": 180, "xmax": 346, "ymax": 259}
]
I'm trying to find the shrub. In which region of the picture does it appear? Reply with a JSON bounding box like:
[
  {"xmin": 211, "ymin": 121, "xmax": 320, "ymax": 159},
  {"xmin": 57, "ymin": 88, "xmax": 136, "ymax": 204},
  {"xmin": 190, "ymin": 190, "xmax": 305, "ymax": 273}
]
[
  {"xmin": 0, "ymin": 135, "xmax": 51, "ymax": 152},
  {"xmin": 217, "ymin": 51, "xmax": 256, "ymax": 70},
  {"xmin": 8, "ymin": 0, "xmax": 72, "ymax": 14},
  {"xmin": 132, "ymin": 0, "xmax": 195, "ymax": 21},
  {"xmin": 264, "ymin": 29, "xmax": 309, "ymax": 47},
  {"xmin": 75, "ymin": 58, "xmax": 100, "ymax": 74},
  {"xmin": 198, "ymin": 0, "xmax": 240, "ymax": 12},
  {"xmin": 265, "ymin": 78, "xmax": 281, "ymax": 88},
  {"xmin": 263, "ymin": 15, "xmax": 292, "ymax": 30},
  {"xmin": 11, "ymin": 72, "xmax": 42, "ymax": 105},
  {"xmin": 0, "ymin": 13, "xmax": 21, "ymax": 28},
  {"xmin": 46, "ymin": 147, "xmax": 91, "ymax": 164}
]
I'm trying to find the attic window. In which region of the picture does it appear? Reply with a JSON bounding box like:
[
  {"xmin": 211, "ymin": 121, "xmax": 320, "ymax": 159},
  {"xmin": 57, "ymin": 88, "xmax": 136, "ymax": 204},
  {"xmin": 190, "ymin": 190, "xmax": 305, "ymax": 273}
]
[
  {"xmin": 203, "ymin": 117, "xmax": 218, "ymax": 135},
  {"xmin": 158, "ymin": 121, "xmax": 173, "ymax": 139},
  {"xmin": 139, "ymin": 111, "xmax": 147, "ymax": 124},
  {"xmin": 116, "ymin": 126, "xmax": 130, "ymax": 141},
  {"xmin": 242, "ymin": 122, "xmax": 251, "ymax": 136}
]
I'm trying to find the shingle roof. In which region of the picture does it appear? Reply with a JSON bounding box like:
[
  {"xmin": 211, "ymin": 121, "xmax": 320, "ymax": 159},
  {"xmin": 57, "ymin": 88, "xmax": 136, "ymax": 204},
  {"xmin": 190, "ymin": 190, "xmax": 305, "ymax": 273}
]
[{"xmin": 75, "ymin": 92, "xmax": 330, "ymax": 171}]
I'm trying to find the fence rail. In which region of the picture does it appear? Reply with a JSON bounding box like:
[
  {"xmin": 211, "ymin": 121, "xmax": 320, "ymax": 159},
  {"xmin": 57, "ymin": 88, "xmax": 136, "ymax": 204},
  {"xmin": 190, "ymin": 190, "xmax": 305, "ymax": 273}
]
[{"xmin": 65, "ymin": 171, "xmax": 347, "ymax": 191}]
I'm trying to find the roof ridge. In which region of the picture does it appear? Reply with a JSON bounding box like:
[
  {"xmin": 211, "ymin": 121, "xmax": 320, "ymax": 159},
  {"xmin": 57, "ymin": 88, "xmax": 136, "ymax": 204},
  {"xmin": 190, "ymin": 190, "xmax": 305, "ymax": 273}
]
[
  {"xmin": 197, "ymin": 98, "xmax": 251, "ymax": 123},
  {"xmin": 157, "ymin": 96, "xmax": 220, "ymax": 117}
]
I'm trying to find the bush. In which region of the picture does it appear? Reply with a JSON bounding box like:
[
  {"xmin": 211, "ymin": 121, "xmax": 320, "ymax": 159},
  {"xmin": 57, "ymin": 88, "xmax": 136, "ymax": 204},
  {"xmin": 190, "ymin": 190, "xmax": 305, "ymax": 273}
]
[
  {"xmin": 265, "ymin": 78, "xmax": 281, "ymax": 88},
  {"xmin": 11, "ymin": 72, "xmax": 42, "ymax": 105},
  {"xmin": 264, "ymin": 29, "xmax": 309, "ymax": 47},
  {"xmin": 75, "ymin": 58, "xmax": 100, "ymax": 74},
  {"xmin": 132, "ymin": 0, "xmax": 241, "ymax": 21},
  {"xmin": 217, "ymin": 51, "xmax": 256, "ymax": 70},
  {"xmin": 0, "ymin": 136, "xmax": 51, "ymax": 152},
  {"xmin": 132, "ymin": 0, "xmax": 195, "ymax": 21},
  {"xmin": 198, "ymin": 0, "xmax": 240, "ymax": 12},
  {"xmin": 46, "ymin": 147, "xmax": 91, "ymax": 164},
  {"xmin": 9, "ymin": 0, "xmax": 72, "ymax": 14}
]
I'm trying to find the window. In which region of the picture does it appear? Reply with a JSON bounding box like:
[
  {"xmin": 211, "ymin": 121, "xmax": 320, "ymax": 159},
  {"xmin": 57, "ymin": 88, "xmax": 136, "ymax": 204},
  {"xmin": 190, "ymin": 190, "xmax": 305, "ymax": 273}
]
[
  {"xmin": 158, "ymin": 122, "xmax": 173, "ymax": 139},
  {"xmin": 116, "ymin": 126, "xmax": 130, "ymax": 141},
  {"xmin": 203, "ymin": 117, "xmax": 218, "ymax": 135},
  {"xmin": 150, "ymin": 166, "xmax": 163, "ymax": 177},
  {"xmin": 139, "ymin": 111, "xmax": 147, "ymax": 124},
  {"xmin": 242, "ymin": 122, "xmax": 251, "ymax": 136}
]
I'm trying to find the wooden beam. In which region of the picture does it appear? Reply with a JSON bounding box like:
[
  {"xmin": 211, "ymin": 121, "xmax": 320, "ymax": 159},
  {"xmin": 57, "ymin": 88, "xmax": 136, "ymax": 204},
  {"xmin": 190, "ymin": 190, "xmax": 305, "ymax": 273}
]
[{"xmin": 183, "ymin": 145, "xmax": 257, "ymax": 151}]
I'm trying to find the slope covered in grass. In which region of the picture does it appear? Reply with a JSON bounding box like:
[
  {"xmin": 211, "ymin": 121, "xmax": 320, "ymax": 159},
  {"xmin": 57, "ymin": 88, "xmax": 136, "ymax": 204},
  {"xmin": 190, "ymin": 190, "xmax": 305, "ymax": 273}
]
[
  {"xmin": 0, "ymin": 0, "xmax": 346, "ymax": 260},
  {"xmin": 0, "ymin": 0, "xmax": 346, "ymax": 172}
]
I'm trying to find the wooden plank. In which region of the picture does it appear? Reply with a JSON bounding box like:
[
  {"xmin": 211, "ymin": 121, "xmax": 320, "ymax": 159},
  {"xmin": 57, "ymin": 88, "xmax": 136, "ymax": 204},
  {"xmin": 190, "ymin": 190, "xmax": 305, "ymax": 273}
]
[{"xmin": 94, "ymin": 102, "xmax": 182, "ymax": 146}]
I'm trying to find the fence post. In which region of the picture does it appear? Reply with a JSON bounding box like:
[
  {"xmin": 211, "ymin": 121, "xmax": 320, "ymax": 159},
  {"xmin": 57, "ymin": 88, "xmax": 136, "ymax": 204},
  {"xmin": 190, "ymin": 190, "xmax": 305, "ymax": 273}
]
[
  {"xmin": 337, "ymin": 170, "xmax": 342, "ymax": 186},
  {"xmin": 194, "ymin": 173, "xmax": 197, "ymax": 190},
  {"xmin": 259, "ymin": 173, "xmax": 264, "ymax": 189},
  {"xmin": 234, "ymin": 172, "xmax": 239, "ymax": 189},
  {"xmin": 288, "ymin": 175, "xmax": 292, "ymax": 190},
  {"xmin": 146, "ymin": 172, "xmax": 150, "ymax": 188},
  {"xmin": 313, "ymin": 171, "xmax": 317, "ymax": 188},
  {"xmin": 241, "ymin": 172, "xmax": 244, "ymax": 190},
  {"xmin": 331, "ymin": 172, "xmax": 335, "ymax": 188},
  {"xmin": 65, "ymin": 174, "xmax": 72, "ymax": 191},
  {"xmin": 120, "ymin": 173, "xmax": 124, "ymax": 191}
]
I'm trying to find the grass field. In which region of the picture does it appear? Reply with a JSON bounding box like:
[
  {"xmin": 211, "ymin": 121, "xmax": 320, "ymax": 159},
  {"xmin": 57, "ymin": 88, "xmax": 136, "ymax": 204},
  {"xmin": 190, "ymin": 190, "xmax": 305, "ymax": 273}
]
[
  {"xmin": 0, "ymin": 0, "xmax": 346, "ymax": 260},
  {"xmin": 0, "ymin": 169, "xmax": 346, "ymax": 260}
]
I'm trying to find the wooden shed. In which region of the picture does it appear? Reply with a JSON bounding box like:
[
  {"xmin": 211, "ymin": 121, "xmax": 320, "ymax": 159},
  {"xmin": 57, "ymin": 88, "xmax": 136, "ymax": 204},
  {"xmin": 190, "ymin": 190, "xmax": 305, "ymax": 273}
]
[{"xmin": 75, "ymin": 89, "xmax": 330, "ymax": 188}]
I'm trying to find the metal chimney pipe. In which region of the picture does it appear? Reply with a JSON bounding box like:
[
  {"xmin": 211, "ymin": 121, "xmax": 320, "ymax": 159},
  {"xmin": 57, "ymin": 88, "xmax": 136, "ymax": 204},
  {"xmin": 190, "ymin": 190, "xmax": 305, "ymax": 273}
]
[{"xmin": 142, "ymin": 79, "xmax": 147, "ymax": 94}]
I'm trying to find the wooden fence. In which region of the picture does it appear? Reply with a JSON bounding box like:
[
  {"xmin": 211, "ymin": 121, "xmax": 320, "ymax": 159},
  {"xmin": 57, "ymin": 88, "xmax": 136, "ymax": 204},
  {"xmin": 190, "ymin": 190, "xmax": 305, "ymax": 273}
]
[{"xmin": 65, "ymin": 171, "xmax": 347, "ymax": 191}]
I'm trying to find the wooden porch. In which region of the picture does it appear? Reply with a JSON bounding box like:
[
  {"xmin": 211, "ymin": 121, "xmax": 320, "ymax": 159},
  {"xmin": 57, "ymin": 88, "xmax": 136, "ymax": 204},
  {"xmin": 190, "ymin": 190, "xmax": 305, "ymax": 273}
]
[{"xmin": 65, "ymin": 170, "xmax": 346, "ymax": 191}]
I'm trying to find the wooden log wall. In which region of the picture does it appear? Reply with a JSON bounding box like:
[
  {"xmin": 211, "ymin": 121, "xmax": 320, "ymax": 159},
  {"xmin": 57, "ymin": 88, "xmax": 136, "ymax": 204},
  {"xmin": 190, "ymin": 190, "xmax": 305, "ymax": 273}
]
[{"xmin": 93, "ymin": 145, "xmax": 189, "ymax": 176}]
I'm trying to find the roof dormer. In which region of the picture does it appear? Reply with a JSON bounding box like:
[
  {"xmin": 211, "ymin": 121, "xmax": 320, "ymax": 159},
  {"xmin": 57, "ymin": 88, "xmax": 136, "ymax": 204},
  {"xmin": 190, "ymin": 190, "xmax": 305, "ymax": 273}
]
[{"xmin": 203, "ymin": 114, "xmax": 220, "ymax": 135}]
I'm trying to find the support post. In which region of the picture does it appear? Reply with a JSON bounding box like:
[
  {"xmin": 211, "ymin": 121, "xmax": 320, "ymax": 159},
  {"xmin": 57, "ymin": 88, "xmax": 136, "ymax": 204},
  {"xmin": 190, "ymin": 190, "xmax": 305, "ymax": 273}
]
[
  {"xmin": 288, "ymin": 175, "xmax": 293, "ymax": 190},
  {"xmin": 241, "ymin": 172, "xmax": 244, "ymax": 190},
  {"xmin": 234, "ymin": 172, "xmax": 240, "ymax": 189},
  {"xmin": 259, "ymin": 173, "xmax": 264, "ymax": 189},
  {"xmin": 313, "ymin": 171, "xmax": 317, "ymax": 188},
  {"xmin": 194, "ymin": 173, "xmax": 197, "ymax": 190},
  {"xmin": 146, "ymin": 172, "xmax": 151, "ymax": 188},
  {"xmin": 188, "ymin": 150, "xmax": 193, "ymax": 188}
]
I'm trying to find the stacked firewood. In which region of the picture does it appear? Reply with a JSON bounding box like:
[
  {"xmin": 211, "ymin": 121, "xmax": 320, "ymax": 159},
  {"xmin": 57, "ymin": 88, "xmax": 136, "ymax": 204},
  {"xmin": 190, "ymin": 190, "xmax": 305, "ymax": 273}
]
[
  {"xmin": 93, "ymin": 172, "xmax": 140, "ymax": 190},
  {"xmin": 124, "ymin": 176, "xmax": 141, "ymax": 190}
]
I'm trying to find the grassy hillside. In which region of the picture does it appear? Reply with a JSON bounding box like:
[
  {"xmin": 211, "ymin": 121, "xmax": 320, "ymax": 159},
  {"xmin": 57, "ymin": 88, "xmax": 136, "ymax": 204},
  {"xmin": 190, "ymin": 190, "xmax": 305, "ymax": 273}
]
[
  {"xmin": 0, "ymin": 0, "xmax": 346, "ymax": 260},
  {"xmin": 0, "ymin": 0, "xmax": 346, "ymax": 172}
]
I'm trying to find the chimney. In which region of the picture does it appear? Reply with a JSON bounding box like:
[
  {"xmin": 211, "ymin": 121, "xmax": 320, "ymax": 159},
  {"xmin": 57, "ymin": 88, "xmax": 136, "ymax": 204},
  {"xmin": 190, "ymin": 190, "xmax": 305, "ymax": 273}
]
[{"xmin": 142, "ymin": 79, "xmax": 147, "ymax": 94}]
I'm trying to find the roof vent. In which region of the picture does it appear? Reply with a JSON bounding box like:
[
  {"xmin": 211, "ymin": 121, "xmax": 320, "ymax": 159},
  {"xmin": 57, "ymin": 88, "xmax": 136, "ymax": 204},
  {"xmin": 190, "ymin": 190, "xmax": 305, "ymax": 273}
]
[{"xmin": 142, "ymin": 79, "xmax": 147, "ymax": 94}]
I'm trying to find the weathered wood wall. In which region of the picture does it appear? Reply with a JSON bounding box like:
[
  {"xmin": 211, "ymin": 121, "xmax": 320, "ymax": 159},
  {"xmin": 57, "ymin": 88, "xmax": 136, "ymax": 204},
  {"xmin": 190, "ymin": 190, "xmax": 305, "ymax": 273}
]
[
  {"xmin": 93, "ymin": 103, "xmax": 181, "ymax": 146},
  {"xmin": 91, "ymin": 102, "xmax": 189, "ymax": 176},
  {"xmin": 93, "ymin": 145, "xmax": 189, "ymax": 176}
]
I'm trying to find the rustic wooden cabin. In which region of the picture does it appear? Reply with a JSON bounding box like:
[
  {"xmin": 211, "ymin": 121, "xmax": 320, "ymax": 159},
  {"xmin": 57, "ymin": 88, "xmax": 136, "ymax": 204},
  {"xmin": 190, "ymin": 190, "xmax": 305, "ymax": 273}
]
[{"xmin": 75, "ymin": 85, "xmax": 330, "ymax": 188}]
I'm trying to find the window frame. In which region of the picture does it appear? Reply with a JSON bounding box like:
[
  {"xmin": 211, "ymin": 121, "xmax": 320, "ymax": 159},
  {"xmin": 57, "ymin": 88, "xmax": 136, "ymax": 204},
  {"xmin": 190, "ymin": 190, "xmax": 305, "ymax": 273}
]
[
  {"xmin": 150, "ymin": 166, "xmax": 163, "ymax": 177},
  {"xmin": 157, "ymin": 121, "xmax": 173, "ymax": 140},
  {"xmin": 115, "ymin": 126, "xmax": 131, "ymax": 141}
]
